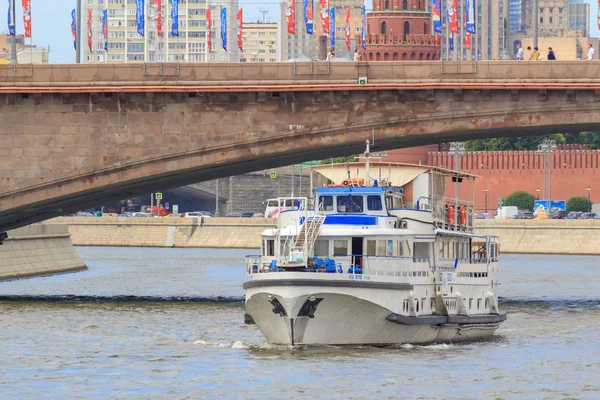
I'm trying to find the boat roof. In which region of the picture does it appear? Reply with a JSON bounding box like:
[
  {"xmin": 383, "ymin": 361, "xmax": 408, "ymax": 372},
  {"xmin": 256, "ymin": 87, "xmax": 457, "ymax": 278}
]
[
  {"xmin": 315, "ymin": 187, "xmax": 386, "ymax": 194},
  {"xmin": 312, "ymin": 162, "xmax": 478, "ymax": 186}
]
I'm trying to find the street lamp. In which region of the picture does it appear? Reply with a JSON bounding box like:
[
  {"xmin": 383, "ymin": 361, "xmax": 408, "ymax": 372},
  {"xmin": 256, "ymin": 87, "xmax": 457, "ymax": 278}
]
[
  {"xmin": 536, "ymin": 188, "xmax": 540, "ymax": 200},
  {"xmin": 537, "ymin": 139, "xmax": 557, "ymax": 212},
  {"xmin": 588, "ymin": 187, "xmax": 592, "ymax": 212},
  {"xmin": 449, "ymin": 142, "xmax": 466, "ymax": 230},
  {"xmin": 484, "ymin": 188, "xmax": 488, "ymax": 214}
]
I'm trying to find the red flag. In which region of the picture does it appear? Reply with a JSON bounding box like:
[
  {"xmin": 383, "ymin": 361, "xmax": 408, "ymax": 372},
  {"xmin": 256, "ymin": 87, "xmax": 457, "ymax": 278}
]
[
  {"xmin": 464, "ymin": 32, "xmax": 471, "ymax": 50},
  {"xmin": 345, "ymin": 7, "xmax": 350, "ymax": 51},
  {"xmin": 449, "ymin": 0, "xmax": 458, "ymax": 34},
  {"xmin": 286, "ymin": 0, "xmax": 295, "ymax": 34},
  {"xmin": 22, "ymin": 0, "xmax": 31, "ymax": 38},
  {"xmin": 153, "ymin": 0, "xmax": 162, "ymax": 37},
  {"xmin": 87, "ymin": 9, "xmax": 93, "ymax": 52},
  {"xmin": 236, "ymin": 8, "xmax": 243, "ymax": 52},
  {"xmin": 320, "ymin": 0, "xmax": 329, "ymax": 34},
  {"xmin": 435, "ymin": 33, "xmax": 440, "ymax": 50},
  {"xmin": 206, "ymin": 8, "xmax": 212, "ymax": 51}
]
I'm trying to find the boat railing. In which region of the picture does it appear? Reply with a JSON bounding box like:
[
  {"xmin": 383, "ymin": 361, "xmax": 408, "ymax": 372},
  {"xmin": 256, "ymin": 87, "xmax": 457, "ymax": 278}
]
[
  {"xmin": 245, "ymin": 255, "xmax": 263, "ymax": 274},
  {"xmin": 363, "ymin": 255, "xmax": 430, "ymax": 277}
]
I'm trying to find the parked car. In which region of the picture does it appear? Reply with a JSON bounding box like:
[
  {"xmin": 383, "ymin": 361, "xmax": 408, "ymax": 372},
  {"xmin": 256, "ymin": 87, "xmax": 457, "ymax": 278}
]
[
  {"xmin": 241, "ymin": 212, "xmax": 255, "ymax": 218},
  {"xmin": 549, "ymin": 210, "xmax": 568, "ymax": 219},
  {"xmin": 225, "ymin": 212, "xmax": 242, "ymax": 218},
  {"xmin": 580, "ymin": 212, "xmax": 597, "ymax": 219},
  {"xmin": 182, "ymin": 211, "xmax": 212, "ymax": 218},
  {"xmin": 566, "ymin": 211, "xmax": 583, "ymax": 220},
  {"xmin": 130, "ymin": 212, "xmax": 154, "ymax": 217},
  {"xmin": 522, "ymin": 212, "xmax": 534, "ymax": 219},
  {"xmin": 252, "ymin": 212, "xmax": 265, "ymax": 218},
  {"xmin": 115, "ymin": 212, "xmax": 134, "ymax": 217}
]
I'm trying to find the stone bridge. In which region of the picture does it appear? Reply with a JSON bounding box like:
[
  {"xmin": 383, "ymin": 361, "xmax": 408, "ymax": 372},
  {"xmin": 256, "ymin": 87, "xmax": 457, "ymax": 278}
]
[{"xmin": 2, "ymin": 61, "xmax": 600, "ymax": 234}]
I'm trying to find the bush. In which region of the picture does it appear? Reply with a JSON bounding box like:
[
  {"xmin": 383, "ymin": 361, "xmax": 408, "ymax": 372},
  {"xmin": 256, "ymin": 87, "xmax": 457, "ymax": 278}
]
[
  {"xmin": 503, "ymin": 191, "xmax": 536, "ymax": 211},
  {"xmin": 566, "ymin": 196, "xmax": 591, "ymax": 212}
]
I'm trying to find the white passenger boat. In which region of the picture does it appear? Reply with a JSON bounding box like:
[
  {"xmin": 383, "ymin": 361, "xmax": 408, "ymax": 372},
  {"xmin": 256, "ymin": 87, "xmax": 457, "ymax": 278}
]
[{"xmin": 244, "ymin": 150, "xmax": 506, "ymax": 346}]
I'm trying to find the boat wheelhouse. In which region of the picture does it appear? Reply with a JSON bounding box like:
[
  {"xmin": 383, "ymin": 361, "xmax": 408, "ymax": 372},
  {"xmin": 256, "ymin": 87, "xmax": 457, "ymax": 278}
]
[{"xmin": 244, "ymin": 157, "xmax": 505, "ymax": 346}]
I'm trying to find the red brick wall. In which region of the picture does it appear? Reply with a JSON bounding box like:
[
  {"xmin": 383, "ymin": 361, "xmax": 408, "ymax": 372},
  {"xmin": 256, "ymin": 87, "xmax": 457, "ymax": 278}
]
[{"xmin": 428, "ymin": 150, "xmax": 600, "ymax": 211}]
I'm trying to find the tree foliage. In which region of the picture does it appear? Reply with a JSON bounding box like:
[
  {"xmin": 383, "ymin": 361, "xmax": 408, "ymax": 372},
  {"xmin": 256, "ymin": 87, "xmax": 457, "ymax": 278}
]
[
  {"xmin": 465, "ymin": 134, "xmax": 566, "ymax": 151},
  {"xmin": 503, "ymin": 190, "xmax": 536, "ymax": 211},
  {"xmin": 566, "ymin": 196, "xmax": 591, "ymax": 212},
  {"xmin": 318, "ymin": 156, "xmax": 358, "ymax": 165}
]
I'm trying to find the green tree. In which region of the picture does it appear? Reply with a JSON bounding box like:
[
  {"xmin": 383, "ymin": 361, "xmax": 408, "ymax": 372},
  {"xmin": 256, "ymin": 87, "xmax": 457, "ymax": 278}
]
[
  {"xmin": 465, "ymin": 134, "xmax": 566, "ymax": 151},
  {"xmin": 566, "ymin": 196, "xmax": 591, "ymax": 212},
  {"xmin": 503, "ymin": 190, "xmax": 536, "ymax": 211},
  {"xmin": 318, "ymin": 156, "xmax": 358, "ymax": 165}
]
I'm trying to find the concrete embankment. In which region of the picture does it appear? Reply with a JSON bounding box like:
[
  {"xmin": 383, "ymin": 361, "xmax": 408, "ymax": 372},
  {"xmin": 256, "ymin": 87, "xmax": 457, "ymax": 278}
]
[
  {"xmin": 49, "ymin": 217, "xmax": 276, "ymax": 248},
  {"xmin": 0, "ymin": 224, "xmax": 87, "ymax": 281},
  {"xmin": 474, "ymin": 219, "xmax": 600, "ymax": 255},
  {"xmin": 46, "ymin": 217, "xmax": 600, "ymax": 255}
]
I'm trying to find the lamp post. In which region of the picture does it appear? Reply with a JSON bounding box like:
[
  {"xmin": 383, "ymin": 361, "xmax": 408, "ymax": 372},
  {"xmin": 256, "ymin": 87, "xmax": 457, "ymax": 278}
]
[
  {"xmin": 537, "ymin": 139, "xmax": 556, "ymax": 212},
  {"xmin": 449, "ymin": 142, "xmax": 466, "ymax": 230},
  {"xmin": 484, "ymin": 188, "xmax": 488, "ymax": 214},
  {"xmin": 536, "ymin": 188, "xmax": 540, "ymax": 200},
  {"xmin": 587, "ymin": 187, "xmax": 592, "ymax": 212}
]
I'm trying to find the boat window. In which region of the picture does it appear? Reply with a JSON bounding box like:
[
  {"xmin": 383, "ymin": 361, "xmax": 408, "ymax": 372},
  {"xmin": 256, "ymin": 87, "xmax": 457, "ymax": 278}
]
[
  {"xmin": 377, "ymin": 240, "xmax": 386, "ymax": 256},
  {"xmin": 333, "ymin": 240, "xmax": 348, "ymax": 255},
  {"xmin": 386, "ymin": 240, "xmax": 394, "ymax": 256},
  {"xmin": 314, "ymin": 240, "xmax": 329, "ymax": 257},
  {"xmin": 397, "ymin": 240, "xmax": 404, "ymax": 256},
  {"xmin": 336, "ymin": 195, "xmax": 364, "ymax": 213},
  {"xmin": 265, "ymin": 240, "xmax": 275, "ymax": 256},
  {"xmin": 366, "ymin": 240, "xmax": 377, "ymax": 255},
  {"xmin": 367, "ymin": 195, "xmax": 383, "ymax": 211},
  {"xmin": 280, "ymin": 240, "xmax": 291, "ymax": 259},
  {"xmin": 318, "ymin": 196, "xmax": 334, "ymax": 211}
]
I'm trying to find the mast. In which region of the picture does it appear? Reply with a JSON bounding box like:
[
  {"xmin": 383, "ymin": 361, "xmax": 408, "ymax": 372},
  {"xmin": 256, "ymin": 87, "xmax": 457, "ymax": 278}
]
[{"xmin": 364, "ymin": 140, "xmax": 371, "ymax": 187}]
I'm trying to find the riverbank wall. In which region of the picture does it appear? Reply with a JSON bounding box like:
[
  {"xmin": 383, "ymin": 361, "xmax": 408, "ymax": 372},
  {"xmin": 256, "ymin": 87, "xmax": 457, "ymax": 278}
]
[
  {"xmin": 47, "ymin": 217, "xmax": 600, "ymax": 255},
  {"xmin": 0, "ymin": 224, "xmax": 87, "ymax": 281}
]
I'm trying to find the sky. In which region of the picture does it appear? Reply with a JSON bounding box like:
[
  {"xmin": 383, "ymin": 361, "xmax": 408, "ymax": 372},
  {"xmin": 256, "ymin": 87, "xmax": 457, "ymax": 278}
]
[{"xmin": 0, "ymin": 0, "xmax": 598, "ymax": 63}]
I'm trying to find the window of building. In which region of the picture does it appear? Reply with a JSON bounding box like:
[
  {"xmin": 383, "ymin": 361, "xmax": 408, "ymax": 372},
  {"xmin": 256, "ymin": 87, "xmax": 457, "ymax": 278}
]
[
  {"xmin": 403, "ymin": 0, "xmax": 408, "ymax": 10},
  {"xmin": 385, "ymin": 0, "xmax": 389, "ymax": 10},
  {"xmin": 381, "ymin": 21, "xmax": 387, "ymax": 34}
]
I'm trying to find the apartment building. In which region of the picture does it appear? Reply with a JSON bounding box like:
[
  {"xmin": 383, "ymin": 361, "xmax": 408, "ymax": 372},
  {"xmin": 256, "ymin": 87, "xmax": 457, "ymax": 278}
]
[
  {"xmin": 240, "ymin": 23, "xmax": 278, "ymax": 63},
  {"xmin": 84, "ymin": 0, "xmax": 238, "ymax": 63}
]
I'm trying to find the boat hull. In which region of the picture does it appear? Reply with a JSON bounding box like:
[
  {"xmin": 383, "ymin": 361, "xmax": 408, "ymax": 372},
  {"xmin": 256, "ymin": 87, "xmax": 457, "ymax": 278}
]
[{"xmin": 246, "ymin": 290, "xmax": 504, "ymax": 346}]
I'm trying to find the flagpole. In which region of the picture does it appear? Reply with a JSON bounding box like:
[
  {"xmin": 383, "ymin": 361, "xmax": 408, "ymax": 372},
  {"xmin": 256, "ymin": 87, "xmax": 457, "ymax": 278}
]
[
  {"xmin": 125, "ymin": 0, "xmax": 128, "ymax": 61},
  {"xmin": 185, "ymin": 0, "xmax": 189, "ymax": 61},
  {"xmin": 145, "ymin": 1, "xmax": 149, "ymax": 62},
  {"xmin": 76, "ymin": 0, "xmax": 82, "ymax": 63},
  {"xmin": 165, "ymin": 1, "xmax": 169, "ymax": 62}
]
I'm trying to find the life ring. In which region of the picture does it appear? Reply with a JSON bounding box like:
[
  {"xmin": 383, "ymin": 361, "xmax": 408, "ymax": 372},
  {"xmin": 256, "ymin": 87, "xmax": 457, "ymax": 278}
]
[
  {"xmin": 448, "ymin": 206, "xmax": 455, "ymax": 225},
  {"xmin": 460, "ymin": 207, "xmax": 467, "ymax": 225},
  {"xmin": 343, "ymin": 180, "xmax": 349, "ymax": 186}
]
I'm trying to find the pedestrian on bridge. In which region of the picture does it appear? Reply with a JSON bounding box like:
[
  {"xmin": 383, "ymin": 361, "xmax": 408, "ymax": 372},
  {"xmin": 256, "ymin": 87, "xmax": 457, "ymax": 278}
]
[
  {"xmin": 588, "ymin": 44, "xmax": 595, "ymax": 60},
  {"xmin": 526, "ymin": 46, "xmax": 533, "ymax": 60},
  {"xmin": 353, "ymin": 48, "xmax": 362, "ymax": 62},
  {"xmin": 547, "ymin": 47, "xmax": 556, "ymax": 60},
  {"xmin": 533, "ymin": 47, "xmax": 541, "ymax": 60},
  {"xmin": 515, "ymin": 44, "xmax": 524, "ymax": 60},
  {"xmin": 326, "ymin": 48, "xmax": 335, "ymax": 61}
]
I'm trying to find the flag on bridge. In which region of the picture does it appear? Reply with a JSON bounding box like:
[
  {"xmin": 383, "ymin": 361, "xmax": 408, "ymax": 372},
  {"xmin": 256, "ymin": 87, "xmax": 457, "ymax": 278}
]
[
  {"xmin": 464, "ymin": 32, "xmax": 471, "ymax": 50},
  {"xmin": 465, "ymin": 0, "xmax": 475, "ymax": 34},
  {"xmin": 8, "ymin": 0, "xmax": 16, "ymax": 36},
  {"xmin": 220, "ymin": 8, "xmax": 227, "ymax": 51},
  {"xmin": 329, "ymin": 7, "xmax": 335, "ymax": 48},
  {"xmin": 87, "ymin": 9, "xmax": 92, "ymax": 52},
  {"xmin": 136, "ymin": 0, "xmax": 145, "ymax": 37},
  {"xmin": 432, "ymin": 0, "xmax": 441, "ymax": 34},
  {"xmin": 320, "ymin": 0, "xmax": 328, "ymax": 34},
  {"xmin": 447, "ymin": 0, "xmax": 457, "ymax": 34},
  {"xmin": 303, "ymin": 0, "xmax": 313, "ymax": 35},
  {"xmin": 170, "ymin": 0, "xmax": 178, "ymax": 37},
  {"xmin": 285, "ymin": 0, "xmax": 295, "ymax": 35},
  {"xmin": 206, "ymin": 7, "xmax": 211, "ymax": 51},
  {"xmin": 22, "ymin": 0, "xmax": 31, "ymax": 38},
  {"xmin": 102, "ymin": 9, "xmax": 108, "ymax": 52},
  {"xmin": 236, "ymin": 8, "xmax": 243, "ymax": 52},
  {"xmin": 153, "ymin": 0, "xmax": 162, "ymax": 37},
  {"xmin": 345, "ymin": 7, "xmax": 350, "ymax": 51},
  {"xmin": 361, "ymin": 5, "xmax": 366, "ymax": 50},
  {"xmin": 71, "ymin": 9, "xmax": 77, "ymax": 50}
]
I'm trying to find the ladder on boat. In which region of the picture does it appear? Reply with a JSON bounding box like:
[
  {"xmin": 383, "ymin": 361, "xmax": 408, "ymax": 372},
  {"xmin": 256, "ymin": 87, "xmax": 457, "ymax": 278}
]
[{"xmin": 292, "ymin": 215, "xmax": 326, "ymax": 260}]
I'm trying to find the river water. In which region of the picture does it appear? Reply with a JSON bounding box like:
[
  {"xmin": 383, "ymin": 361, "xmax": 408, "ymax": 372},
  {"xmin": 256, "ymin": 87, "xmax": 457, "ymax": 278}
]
[{"xmin": 0, "ymin": 248, "xmax": 599, "ymax": 399}]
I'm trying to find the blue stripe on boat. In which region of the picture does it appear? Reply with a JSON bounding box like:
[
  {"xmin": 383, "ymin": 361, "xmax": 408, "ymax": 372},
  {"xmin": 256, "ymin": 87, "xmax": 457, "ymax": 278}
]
[{"xmin": 323, "ymin": 215, "xmax": 378, "ymax": 225}]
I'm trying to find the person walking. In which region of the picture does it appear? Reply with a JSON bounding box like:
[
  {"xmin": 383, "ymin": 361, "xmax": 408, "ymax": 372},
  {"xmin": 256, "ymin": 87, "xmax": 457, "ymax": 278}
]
[
  {"xmin": 547, "ymin": 47, "xmax": 556, "ymax": 60},
  {"xmin": 526, "ymin": 46, "xmax": 533, "ymax": 60},
  {"xmin": 588, "ymin": 44, "xmax": 595, "ymax": 60},
  {"xmin": 533, "ymin": 47, "xmax": 541, "ymax": 60},
  {"xmin": 515, "ymin": 44, "xmax": 524, "ymax": 60},
  {"xmin": 353, "ymin": 48, "xmax": 361, "ymax": 62},
  {"xmin": 326, "ymin": 47, "xmax": 335, "ymax": 61}
]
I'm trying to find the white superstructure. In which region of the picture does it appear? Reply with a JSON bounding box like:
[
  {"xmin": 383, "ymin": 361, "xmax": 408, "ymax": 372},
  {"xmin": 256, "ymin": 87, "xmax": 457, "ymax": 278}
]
[{"xmin": 244, "ymin": 159, "xmax": 505, "ymax": 346}]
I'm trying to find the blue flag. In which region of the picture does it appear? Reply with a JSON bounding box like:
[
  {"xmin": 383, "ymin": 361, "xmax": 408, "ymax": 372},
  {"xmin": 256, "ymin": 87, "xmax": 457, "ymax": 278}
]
[
  {"xmin": 361, "ymin": 6, "xmax": 366, "ymax": 50},
  {"xmin": 449, "ymin": 37, "xmax": 454, "ymax": 51},
  {"xmin": 102, "ymin": 10, "xmax": 108, "ymax": 52},
  {"xmin": 303, "ymin": 0, "xmax": 313, "ymax": 35},
  {"xmin": 329, "ymin": 8, "xmax": 335, "ymax": 49},
  {"xmin": 170, "ymin": 0, "xmax": 179, "ymax": 37},
  {"xmin": 71, "ymin": 9, "xmax": 77, "ymax": 50},
  {"xmin": 466, "ymin": 0, "xmax": 476, "ymax": 34},
  {"xmin": 136, "ymin": 0, "xmax": 145, "ymax": 36},
  {"xmin": 8, "ymin": 0, "xmax": 15, "ymax": 36},
  {"xmin": 221, "ymin": 8, "xmax": 227, "ymax": 51}
]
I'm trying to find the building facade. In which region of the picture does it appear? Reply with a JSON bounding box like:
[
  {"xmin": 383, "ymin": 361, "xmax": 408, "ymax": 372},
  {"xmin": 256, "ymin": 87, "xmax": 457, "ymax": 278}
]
[
  {"xmin": 279, "ymin": 0, "xmax": 364, "ymax": 61},
  {"xmin": 83, "ymin": 0, "xmax": 238, "ymax": 63},
  {"xmin": 364, "ymin": 0, "xmax": 437, "ymax": 61},
  {"xmin": 240, "ymin": 23, "xmax": 278, "ymax": 63}
]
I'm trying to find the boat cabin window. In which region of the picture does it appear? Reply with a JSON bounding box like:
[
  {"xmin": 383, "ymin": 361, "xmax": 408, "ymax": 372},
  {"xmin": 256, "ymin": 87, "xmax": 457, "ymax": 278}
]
[
  {"xmin": 314, "ymin": 239, "xmax": 329, "ymax": 257},
  {"xmin": 266, "ymin": 200, "xmax": 278, "ymax": 207},
  {"xmin": 263, "ymin": 239, "xmax": 275, "ymax": 256},
  {"xmin": 413, "ymin": 242, "xmax": 429, "ymax": 259},
  {"xmin": 333, "ymin": 240, "xmax": 348, "ymax": 255},
  {"xmin": 337, "ymin": 195, "xmax": 364, "ymax": 213},
  {"xmin": 366, "ymin": 240, "xmax": 376, "ymax": 255},
  {"xmin": 318, "ymin": 196, "xmax": 334, "ymax": 211},
  {"xmin": 367, "ymin": 195, "xmax": 383, "ymax": 211},
  {"xmin": 397, "ymin": 240, "xmax": 411, "ymax": 256}
]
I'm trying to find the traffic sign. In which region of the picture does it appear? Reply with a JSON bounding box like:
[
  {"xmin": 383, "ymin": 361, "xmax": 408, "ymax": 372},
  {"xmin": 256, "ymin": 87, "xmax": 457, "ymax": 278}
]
[
  {"xmin": 155, "ymin": 192, "xmax": 163, "ymax": 200},
  {"xmin": 270, "ymin": 171, "xmax": 277, "ymax": 179}
]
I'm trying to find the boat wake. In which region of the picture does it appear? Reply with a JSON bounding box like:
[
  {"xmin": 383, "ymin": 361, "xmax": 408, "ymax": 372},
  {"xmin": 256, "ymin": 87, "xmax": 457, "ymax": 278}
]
[{"xmin": 0, "ymin": 295, "xmax": 245, "ymax": 304}]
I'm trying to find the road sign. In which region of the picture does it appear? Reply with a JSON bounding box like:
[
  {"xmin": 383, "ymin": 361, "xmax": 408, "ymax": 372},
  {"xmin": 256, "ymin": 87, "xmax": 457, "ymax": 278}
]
[
  {"xmin": 270, "ymin": 171, "xmax": 277, "ymax": 179},
  {"xmin": 155, "ymin": 192, "xmax": 163, "ymax": 200}
]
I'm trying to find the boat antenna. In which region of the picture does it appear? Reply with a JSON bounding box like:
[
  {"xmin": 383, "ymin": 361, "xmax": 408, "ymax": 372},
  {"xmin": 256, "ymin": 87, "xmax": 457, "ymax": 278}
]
[{"xmin": 365, "ymin": 140, "xmax": 371, "ymax": 187}]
